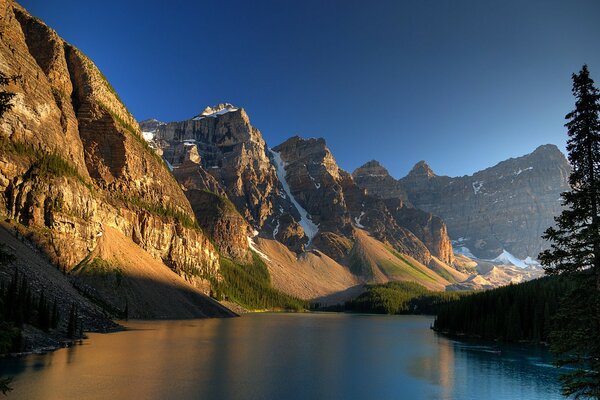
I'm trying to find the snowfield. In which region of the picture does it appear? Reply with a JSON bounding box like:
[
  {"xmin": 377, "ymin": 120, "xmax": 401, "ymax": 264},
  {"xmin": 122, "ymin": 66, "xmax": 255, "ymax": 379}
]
[{"xmin": 269, "ymin": 149, "xmax": 319, "ymax": 244}]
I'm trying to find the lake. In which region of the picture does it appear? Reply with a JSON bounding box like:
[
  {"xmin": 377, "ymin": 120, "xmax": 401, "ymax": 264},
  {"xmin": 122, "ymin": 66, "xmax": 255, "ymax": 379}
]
[{"xmin": 0, "ymin": 313, "xmax": 563, "ymax": 399}]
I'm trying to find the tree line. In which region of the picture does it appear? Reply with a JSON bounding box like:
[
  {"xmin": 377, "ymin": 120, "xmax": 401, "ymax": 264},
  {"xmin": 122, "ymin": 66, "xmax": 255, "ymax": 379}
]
[
  {"xmin": 435, "ymin": 65, "xmax": 600, "ymax": 398},
  {"xmin": 313, "ymin": 281, "xmax": 469, "ymax": 314},
  {"xmin": 432, "ymin": 276, "xmax": 574, "ymax": 342}
]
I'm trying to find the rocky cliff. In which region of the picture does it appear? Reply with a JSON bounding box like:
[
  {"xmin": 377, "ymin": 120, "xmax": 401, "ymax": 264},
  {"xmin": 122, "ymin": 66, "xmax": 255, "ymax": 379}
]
[
  {"xmin": 399, "ymin": 144, "xmax": 570, "ymax": 259},
  {"xmin": 149, "ymin": 105, "xmax": 311, "ymax": 254},
  {"xmin": 149, "ymin": 107, "xmax": 456, "ymax": 282},
  {"xmin": 272, "ymin": 136, "xmax": 454, "ymax": 266},
  {"xmin": 353, "ymin": 160, "xmax": 453, "ymax": 264},
  {"xmin": 0, "ymin": 1, "xmax": 228, "ymax": 318}
]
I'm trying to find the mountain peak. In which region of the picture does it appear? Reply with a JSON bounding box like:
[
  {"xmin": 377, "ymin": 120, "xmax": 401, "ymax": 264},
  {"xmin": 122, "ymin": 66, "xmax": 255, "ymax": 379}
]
[
  {"xmin": 192, "ymin": 103, "xmax": 239, "ymax": 120},
  {"xmin": 532, "ymin": 144, "xmax": 563, "ymax": 157},
  {"xmin": 353, "ymin": 160, "xmax": 391, "ymax": 179},
  {"xmin": 409, "ymin": 160, "xmax": 435, "ymax": 178}
]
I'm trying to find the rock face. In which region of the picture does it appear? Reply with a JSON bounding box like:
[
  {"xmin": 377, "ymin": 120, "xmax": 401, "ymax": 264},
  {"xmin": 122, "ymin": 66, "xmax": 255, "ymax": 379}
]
[
  {"xmin": 0, "ymin": 1, "xmax": 224, "ymax": 315},
  {"xmin": 272, "ymin": 136, "xmax": 454, "ymax": 266},
  {"xmin": 149, "ymin": 107, "xmax": 311, "ymax": 254},
  {"xmin": 399, "ymin": 144, "xmax": 571, "ymax": 259},
  {"xmin": 150, "ymin": 107, "xmax": 455, "ymax": 275},
  {"xmin": 352, "ymin": 160, "xmax": 410, "ymax": 205},
  {"xmin": 353, "ymin": 160, "xmax": 453, "ymax": 264}
]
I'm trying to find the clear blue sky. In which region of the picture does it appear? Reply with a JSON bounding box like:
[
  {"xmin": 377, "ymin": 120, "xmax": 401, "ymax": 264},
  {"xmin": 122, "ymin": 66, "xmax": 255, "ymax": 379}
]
[{"xmin": 20, "ymin": 0, "xmax": 600, "ymax": 177}]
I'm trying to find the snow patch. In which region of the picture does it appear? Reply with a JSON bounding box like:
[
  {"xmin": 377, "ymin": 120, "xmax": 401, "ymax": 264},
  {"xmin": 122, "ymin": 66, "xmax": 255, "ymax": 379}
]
[
  {"xmin": 164, "ymin": 158, "xmax": 174, "ymax": 171},
  {"xmin": 269, "ymin": 149, "xmax": 319, "ymax": 244},
  {"xmin": 247, "ymin": 236, "xmax": 270, "ymax": 261},
  {"xmin": 454, "ymin": 246, "xmax": 476, "ymax": 258},
  {"xmin": 309, "ymin": 174, "xmax": 321, "ymax": 189},
  {"xmin": 492, "ymin": 250, "xmax": 528, "ymax": 269},
  {"xmin": 354, "ymin": 211, "xmax": 366, "ymax": 228},
  {"xmin": 273, "ymin": 219, "xmax": 280, "ymax": 239},
  {"xmin": 472, "ymin": 181, "xmax": 484, "ymax": 195},
  {"xmin": 515, "ymin": 167, "xmax": 533, "ymax": 176},
  {"xmin": 192, "ymin": 103, "xmax": 239, "ymax": 120},
  {"xmin": 142, "ymin": 131, "xmax": 155, "ymax": 141}
]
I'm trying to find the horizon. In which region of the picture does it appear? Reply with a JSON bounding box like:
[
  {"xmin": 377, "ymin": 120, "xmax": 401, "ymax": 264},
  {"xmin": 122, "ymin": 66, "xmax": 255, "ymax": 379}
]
[{"xmin": 18, "ymin": 0, "xmax": 599, "ymax": 177}]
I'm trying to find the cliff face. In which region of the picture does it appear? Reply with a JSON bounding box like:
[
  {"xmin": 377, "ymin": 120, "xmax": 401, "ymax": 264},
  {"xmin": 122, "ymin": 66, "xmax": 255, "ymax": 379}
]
[
  {"xmin": 399, "ymin": 145, "xmax": 571, "ymax": 259},
  {"xmin": 352, "ymin": 160, "xmax": 410, "ymax": 205},
  {"xmin": 0, "ymin": 1, "xmax": 222, "ymax": 307},
  {"xmin": 273, "ymin": 136, "xmax": 454, "ymax": 266},
  {"xmin": 150, "ymin": 105, "xmax": 310, "ymax": 254},
  {"xmin": 353, "ymin": 160, "xmax": 453, "ymax": 264}
]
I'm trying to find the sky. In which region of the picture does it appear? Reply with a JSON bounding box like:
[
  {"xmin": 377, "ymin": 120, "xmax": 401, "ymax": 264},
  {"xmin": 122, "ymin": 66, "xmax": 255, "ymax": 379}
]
[{"xmin": 19, "ymin": 0, "xmax": 600, "ymax": 178}]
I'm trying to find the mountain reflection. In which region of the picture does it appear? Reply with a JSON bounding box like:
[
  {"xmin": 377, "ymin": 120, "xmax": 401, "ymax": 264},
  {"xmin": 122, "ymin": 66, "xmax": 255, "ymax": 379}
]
[{"xmin": 0, "ymin": 314, "xmax": 562, "ymax": 400}]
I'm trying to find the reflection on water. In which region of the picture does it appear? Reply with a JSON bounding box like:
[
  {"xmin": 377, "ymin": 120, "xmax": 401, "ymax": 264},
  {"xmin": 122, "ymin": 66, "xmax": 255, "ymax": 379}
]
[{"xmin": 0, "ymin": 314, "xmax": 563, "ymax": 400}]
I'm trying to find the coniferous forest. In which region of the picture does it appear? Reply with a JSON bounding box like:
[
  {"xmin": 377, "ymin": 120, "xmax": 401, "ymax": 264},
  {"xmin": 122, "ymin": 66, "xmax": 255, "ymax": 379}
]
[{"xmin": 432, "ymin": 276, "xmax": 574, "ymax": 342}]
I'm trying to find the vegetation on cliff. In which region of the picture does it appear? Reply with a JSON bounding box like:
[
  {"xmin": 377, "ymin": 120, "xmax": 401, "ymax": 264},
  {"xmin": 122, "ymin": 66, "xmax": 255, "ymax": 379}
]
[{"xmin": 210, "ymin": 252, "xmax": 307, "ymax": 311}]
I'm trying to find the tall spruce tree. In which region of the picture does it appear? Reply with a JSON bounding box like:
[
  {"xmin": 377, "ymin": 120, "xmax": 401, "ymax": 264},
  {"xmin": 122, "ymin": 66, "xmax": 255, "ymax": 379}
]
[
  {"xmin": 0, "ymin": 71, "xmax": 17, "ymax": 396},
  {"xmin": 540, "ymin": 64, "xmax": 600, "ymax": 398},
  {"xmin": 0, "ymin": 72, "xmax": 16, "ymax": 118}
]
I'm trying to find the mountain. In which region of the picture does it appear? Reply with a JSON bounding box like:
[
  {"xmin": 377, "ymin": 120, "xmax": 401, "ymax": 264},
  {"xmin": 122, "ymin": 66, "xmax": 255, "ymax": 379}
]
[
  {"xmin": 398, "ymin": 144, "xmax": 570, "ymax": 260},
  {"xmin": 0, "ymin": 1, "xmax": 569, "ymax": 333},
  {"xmin": 0, "ymin": 1, "xmax": 234, "ymax": 323},
  {"xmin": 148, "ymin": 108, "xmax": 465, "ymax": 300}
]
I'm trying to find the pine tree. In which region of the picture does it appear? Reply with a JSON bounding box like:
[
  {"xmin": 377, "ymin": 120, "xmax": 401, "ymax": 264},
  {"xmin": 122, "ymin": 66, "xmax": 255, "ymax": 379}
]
[
  {"xmin": 0, "ymin": 72, "xmax": 17, "ymax": 396},
  {"xmin": 0, "ymin": 72, "xmax": 16, "ymax": 118},
  {"xmin": 66, "ymin": 303, "xmax": 78, "ymax": 339},
  {"xmin": 540, "ymin": 64, "xmax": 600, "ymax": 398}
]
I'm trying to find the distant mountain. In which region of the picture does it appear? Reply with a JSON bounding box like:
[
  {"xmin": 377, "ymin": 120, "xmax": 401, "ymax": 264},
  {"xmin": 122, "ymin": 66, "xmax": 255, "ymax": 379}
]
[{"xmin": 398, "ymin": 144, "xmax": 570, "ymax": 260}]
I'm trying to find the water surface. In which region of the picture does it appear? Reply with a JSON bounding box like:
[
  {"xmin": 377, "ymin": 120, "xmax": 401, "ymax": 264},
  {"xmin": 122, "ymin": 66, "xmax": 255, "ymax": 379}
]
[{"xmin": 0, "ymin": 313, "xmax": 563, "ymax": 399}]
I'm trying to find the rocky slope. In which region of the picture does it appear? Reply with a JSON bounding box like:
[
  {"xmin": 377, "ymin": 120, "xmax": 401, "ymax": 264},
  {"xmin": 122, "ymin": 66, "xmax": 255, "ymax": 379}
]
[
  {"xmin": 148, "ymin": 105, "xmax": 311, "ymax": 255},
  {"xmin": 149, "ymin": 109, "xmax": 459, "ymax": 289},
  {"xmin": 398, "ymin": 144, "xmax": 570, "ymax": 259},
  {"xmin": 0, "ymin": 1, "xmax": 228, "ymax": 318}
]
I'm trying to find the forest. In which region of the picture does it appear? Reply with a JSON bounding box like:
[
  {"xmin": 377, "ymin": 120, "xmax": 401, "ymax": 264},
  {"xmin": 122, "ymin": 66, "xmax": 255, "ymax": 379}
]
[{"xmin": 432, "ymin": 276, "xmax": 575, "ymax": 342}]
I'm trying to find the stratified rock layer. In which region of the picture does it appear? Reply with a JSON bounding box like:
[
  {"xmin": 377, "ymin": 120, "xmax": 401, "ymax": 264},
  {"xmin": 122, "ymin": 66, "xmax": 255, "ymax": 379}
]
[
  {"xmin": 399, "ymin": 145, "xmax": 570, "ymax": 259},
  {"xmin": 0, "ymin": 2, "xmax": 222, "ymax": 308}
]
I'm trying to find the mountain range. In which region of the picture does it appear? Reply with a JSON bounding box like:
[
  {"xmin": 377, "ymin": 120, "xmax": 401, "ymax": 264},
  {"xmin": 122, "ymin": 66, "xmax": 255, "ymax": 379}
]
[{"xmin": 0, "ymin": 1, "xmax": 569, "ymax": 341}]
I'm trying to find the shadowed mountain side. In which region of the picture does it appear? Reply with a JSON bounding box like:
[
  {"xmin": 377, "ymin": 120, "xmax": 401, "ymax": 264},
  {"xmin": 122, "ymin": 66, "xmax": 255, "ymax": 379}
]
[
  {"xmin": 0, "ymin": 222, "xmax": 119, "ymax": 339},
  {"xmin": 71, "ymin": 227, "xmax": 235, "ymax": 319},
  {"xmin": 252, "ymin": 237, "xmax": 359, "ymax": 300},
  {"xmin": 312, "ymin": 285, "xmax": 367, "ymax": 307}
]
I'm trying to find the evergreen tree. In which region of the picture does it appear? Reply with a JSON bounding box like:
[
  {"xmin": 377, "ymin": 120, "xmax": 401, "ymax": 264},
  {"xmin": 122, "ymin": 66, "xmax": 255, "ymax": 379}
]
[
  {"xmin": 0, "ymin": 73, "xmax": 16, "ymax": 395},
  {"xmin": 0, "ymin": 72, "xmax": 16, "ymax": 118},
  {"xmin": 66, "ymin": 303, "xmax": 78, "ymax": 339},
  {"xmin": 50, "ymin": 298, "xmax": 59, "ymax": 329},
  {"xmin": 540, "ymin": 64, "xmax": 600, "ymax": 398}
]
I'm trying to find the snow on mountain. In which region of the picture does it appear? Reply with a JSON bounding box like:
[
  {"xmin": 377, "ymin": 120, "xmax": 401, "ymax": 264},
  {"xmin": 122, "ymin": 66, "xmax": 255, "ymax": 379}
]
[
  {"xmin": 354, "ymin": 211, "xmax": 366, "ymax": 228},
  {"xmin": 454, "ymin": 246, "xmax": 476, "ymax": 258},
  {"xmin": 247, "ymin": 236, "xmax": 271, "ymax": 261},
  {"xmin": 492, "ymin": 250, "xmax": 529, "ymax": 268},
  {"xmin": 192, "ymin": 103, "xmax": 239, "ymax": 120},
  {"xmin": 142, "ymin": 131, "xmax": 155, "ymax": 141},
  {"xmin": 269, "ymin": 149, "xmax": 319, "ymax": 244}
]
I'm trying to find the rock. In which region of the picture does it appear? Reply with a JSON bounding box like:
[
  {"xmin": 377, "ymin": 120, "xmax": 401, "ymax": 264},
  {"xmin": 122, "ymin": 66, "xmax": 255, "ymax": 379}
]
[
  {"xmin": 352, "ymin": 160, "xmax": 410, "ymax": 205},
  {"xmin": 399, "ymin": 144, "xmax": 571, "ymax": 259},
  {"xmin": 153, "ymin": 105, "xmax": 309, "ymax": 252},
  {"xmin": 0, "ymin": 1, "xmax": 222, "ymax": 302}
]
